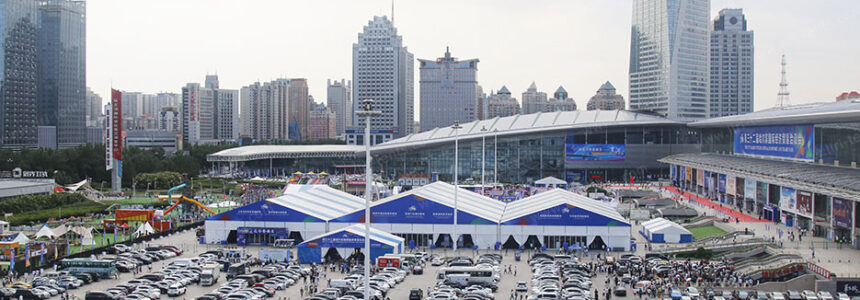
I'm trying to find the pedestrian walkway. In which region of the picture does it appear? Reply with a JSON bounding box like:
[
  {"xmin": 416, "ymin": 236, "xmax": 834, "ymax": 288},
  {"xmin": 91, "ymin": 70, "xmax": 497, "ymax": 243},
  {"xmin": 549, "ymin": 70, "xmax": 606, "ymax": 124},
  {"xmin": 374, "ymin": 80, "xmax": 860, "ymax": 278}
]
[{"xmin": 663, "ymin": 186, "xmax": 766, "ymax": 223}]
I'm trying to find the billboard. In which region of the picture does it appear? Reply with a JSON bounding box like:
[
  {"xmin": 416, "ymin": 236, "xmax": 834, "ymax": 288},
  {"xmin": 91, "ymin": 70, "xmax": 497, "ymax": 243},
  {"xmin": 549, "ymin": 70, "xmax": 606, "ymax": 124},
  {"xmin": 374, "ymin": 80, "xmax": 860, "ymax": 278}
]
[
  {"xmin": 727, "ymin": 176, "xmax": 736, "ymax": 196},
  {"xmin": 565, "ymin": 144, "xmax": 625, "ymax": 161},
  {"xmin": 833, "ymin": 197, "xmax": 853, "ymax": 229},
  {"xmin": 718, "ymin": 174, "xmax": 726, "ymax": 193},
  {"xmin": 110, "ymin": 89, "xmax": 122, "ymax": 161},
  {"xmin": 780, "ymin": 187, "xmax": 796, "ymax": 213},
  {"xmin": 744, "ymin": 178, "xmax": 756, "ymax": 201},
  {"xmin": 734, "ymin": 125, "xmax": 814, "ymax": 161},
  {"xmin": 105, "ymin": 106, "xmax": 112, "ymax": 171},
  {"xmin": 696, "ymin": 169, "xmax": 704, "ymax": 186},
  {"xmin": 796, "ymin": 190, "xmax": 813, "ymax": 218}
]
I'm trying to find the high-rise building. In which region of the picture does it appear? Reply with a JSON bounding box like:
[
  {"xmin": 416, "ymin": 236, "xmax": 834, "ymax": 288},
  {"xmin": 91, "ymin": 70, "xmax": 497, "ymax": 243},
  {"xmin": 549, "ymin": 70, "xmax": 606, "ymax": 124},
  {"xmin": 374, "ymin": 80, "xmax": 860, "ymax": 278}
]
[
  {"xmin": 351, "ymin": 16, "xmax": 414, "ymax": 144},
  {"xmin": 288, "ymin": 79, "xmax": 309, "ymax": 140},
  {"xmin": 546, "ymin": 86, "xmax": 577, "ymax": 112},
  {"xmin": 181, "ymin": 75, "xmax": 239, "ymax": 144},
  {"xmin": 122, "ymin": 92, "xmax": 143, "ymax": 118},
  {"xmin": 0, "ymin": 0, "xmax": 39, "ymax": 147},
  {"xmin": 326, "ymin": 79, "xmax": 351, "ymax": 138},
  {"xmin": 629, "ymin": 0, "xmax": 710, "ymax": 120},
  {"xmin": 485, "ymin": 86, "xmax": 520, "ymax": 119},
  {"xmin": 308, "ymin": 102, "xmax": 336, "ymax": 140},
  {"xmin": 419, "ymin": 47, "xmax": 478, "ymax": 132},
  {"xmin": 37, "ymin": 0, "xmax": 86, "ymax": 149},
  {"xmin": 240, "ymin": 79, "xmax": 291, "ymax": 141},
  {"xmin": 710, "ymin": 8, "xmax": 754, "ymax": 117},
  {"xmin": 85, "ymin": 87, "xmax": 102, "ymax": 127},
  {"xmin": 159, "ymin": 106, "xmax": 180, "ymax": 132},
  {"xmin": 205, "ymin": 74, "xmax": 219, "ymax": 89},
  {"xmin": 521, "ymin": 82, "xmax": 547, "ymax": 115},
  {"xmin": 587, "ymin": 81, "xmax": 626, "ymax": 110}
]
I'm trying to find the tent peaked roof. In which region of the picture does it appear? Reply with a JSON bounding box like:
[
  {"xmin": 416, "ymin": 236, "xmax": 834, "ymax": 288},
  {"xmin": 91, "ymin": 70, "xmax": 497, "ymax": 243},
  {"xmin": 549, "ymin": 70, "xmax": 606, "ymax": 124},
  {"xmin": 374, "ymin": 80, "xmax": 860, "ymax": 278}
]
[
  {"xmin": 268, "ymin": 184, "xmax": 366, "ymax": 221},
  {"xmin": 643, "ymin": 218, "xmax": 691, "ymax": 234},
  {"xmin": 501, "ymin": 189, "xmax": 628, "ymax": 224},
  {"xmin": 534, "ymin": 176, "xmax": 567, "ymax": 185},
  {"xmin": 35, "ymin": 225, "xmax": 56, "ymax": 239},
  {"xmin": 373, "ymin": 181, "xmax": 506, "ymax": 223},
  {"xmin": 299, "ymin": 224, "xmax": 404, "ymax": 248}
]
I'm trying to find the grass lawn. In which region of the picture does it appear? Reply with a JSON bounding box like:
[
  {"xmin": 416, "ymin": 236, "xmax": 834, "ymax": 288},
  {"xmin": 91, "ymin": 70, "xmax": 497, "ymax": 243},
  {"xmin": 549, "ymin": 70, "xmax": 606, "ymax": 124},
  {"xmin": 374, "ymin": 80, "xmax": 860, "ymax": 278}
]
[{"xmin": 689, "ymin": 225, "xmax": 727, "ymax": 240}]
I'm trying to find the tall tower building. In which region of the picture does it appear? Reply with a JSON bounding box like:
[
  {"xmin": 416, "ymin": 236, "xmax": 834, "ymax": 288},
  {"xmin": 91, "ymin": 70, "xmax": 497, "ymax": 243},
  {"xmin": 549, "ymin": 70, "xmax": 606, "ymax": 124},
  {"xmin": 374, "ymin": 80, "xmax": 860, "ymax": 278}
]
[
  {"xmin": 710, "ymin": 8, "xmax": 754, "ymax": 117},
  {"xmin": 287, "ymin": 78, "xmax": 309, "ymax": 140},
  {"xmin": 182, "ymin": 76, "xmax": 239, "ymax": 144},
  {"xmin": 326, "ymin": 79, "xmax": 351, "ymax": 138},
  {"xmin": 629, "ymin": 0, "xmax": 710, "ymax": 120},
  {"xmin": 546, "ymin": 86, "xmax": 577, "ymax": 112},
  {"xmin": 485, "ymin": 86, "xmax": 520, "ymax": 119},
  {"xmin": 205, "ymin": 74, "xmax": 219, "ymax": 89},
  {"xmin": 37, "ymin": 0, "xmax": 86, "ymax": 149},
  {"xmin": 0, "ymin": 0, "xmax": 39, "ymax": 147},
  {"xmin": 521, "ymin": 82, "xmax": 547, "ymax": 115},
  {"xmin": 351, "ymin": 16, "xmax": 414, "ymax": 144},
  {"xmin": 240, "ymin": 79, "xmax": 291, "ymax": 141},
  {"xmin": 418, "ymin": 47, "xmax": 478, "ymax": 132},
  {"xmin": 85, "ymin": 87, "xmax": 102, "ymax": 127}
]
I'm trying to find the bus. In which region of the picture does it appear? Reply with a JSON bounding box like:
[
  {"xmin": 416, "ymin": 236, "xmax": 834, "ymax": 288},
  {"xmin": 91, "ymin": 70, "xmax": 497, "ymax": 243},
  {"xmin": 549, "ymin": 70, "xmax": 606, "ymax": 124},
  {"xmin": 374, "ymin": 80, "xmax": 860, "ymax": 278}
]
[
  {"xmin": 435, "ymin": 266, "xmax": 495, "ymax": 285},
  {"xmin": 60, "ymin": 258, "xmax": 118, "ymax": 279}
]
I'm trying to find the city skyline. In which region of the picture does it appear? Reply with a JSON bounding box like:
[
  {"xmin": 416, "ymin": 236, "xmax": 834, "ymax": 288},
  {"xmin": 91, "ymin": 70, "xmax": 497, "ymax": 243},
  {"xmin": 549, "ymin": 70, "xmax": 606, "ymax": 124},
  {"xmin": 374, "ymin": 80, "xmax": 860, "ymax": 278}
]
[{"xmin": 87, "ymin": 0, "xmax": 860, "ymax": 122}]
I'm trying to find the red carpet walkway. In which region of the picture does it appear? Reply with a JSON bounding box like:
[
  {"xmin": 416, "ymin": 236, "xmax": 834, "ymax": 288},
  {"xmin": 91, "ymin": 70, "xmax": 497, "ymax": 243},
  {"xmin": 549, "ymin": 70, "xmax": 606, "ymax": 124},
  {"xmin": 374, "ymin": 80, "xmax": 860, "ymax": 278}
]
[{"xmin": 662, "ymin": 186, "xmax": 768, "ymax": 223}]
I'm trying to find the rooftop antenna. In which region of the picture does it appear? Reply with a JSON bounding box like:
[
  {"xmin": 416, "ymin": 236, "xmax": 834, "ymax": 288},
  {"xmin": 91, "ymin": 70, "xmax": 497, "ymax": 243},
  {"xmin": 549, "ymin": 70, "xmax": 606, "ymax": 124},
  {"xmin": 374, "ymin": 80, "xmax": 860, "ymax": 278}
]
[
  {"xmin": 391, "ymin": 0, "xmax": 395, "ymax": 24},
  {"xmin": 776, "ymin": 54, "xmax": 790, "ymax": 107}
]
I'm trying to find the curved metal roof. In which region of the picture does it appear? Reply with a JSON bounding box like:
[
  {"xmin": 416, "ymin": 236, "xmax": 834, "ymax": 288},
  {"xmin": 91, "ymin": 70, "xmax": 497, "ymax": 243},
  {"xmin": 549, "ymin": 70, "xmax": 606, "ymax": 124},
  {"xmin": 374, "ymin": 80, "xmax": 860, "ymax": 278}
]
[
  {"xmin": 372, "ymin": 110, "xmax": 683, "ymax": 153},
  {"xmin": 207, "ymin": 145, "xmax": 364, "ymax": 162},
  {"xmin": 691, "ymin": 99, "xmax": 860, "ymax": 128}
]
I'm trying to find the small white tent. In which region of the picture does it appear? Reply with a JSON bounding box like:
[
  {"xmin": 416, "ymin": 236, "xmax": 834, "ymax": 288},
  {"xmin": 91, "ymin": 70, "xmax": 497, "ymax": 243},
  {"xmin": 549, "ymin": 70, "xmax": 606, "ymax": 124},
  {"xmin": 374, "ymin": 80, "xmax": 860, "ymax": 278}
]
[
  {"xmin": 81, "ymin": 229, "xmax": 96, "ymax": 246},
  {"xmin": 34, "ymin": 225, "xmax": 56, "ymax": 239},
  {"xmin": 134, "ymin": 222, "xmax": 156, "ymax": 237},
  {"xmin": 641, "ymin": 218, "xmax": 692, "ymax": 243},
  {"xmin": 3, "ymin": 232, "xmax": 30, "ymax": 244},
  {"xmin": 534, "ymin": 176, "xmax": 568, "ymax": 188}
]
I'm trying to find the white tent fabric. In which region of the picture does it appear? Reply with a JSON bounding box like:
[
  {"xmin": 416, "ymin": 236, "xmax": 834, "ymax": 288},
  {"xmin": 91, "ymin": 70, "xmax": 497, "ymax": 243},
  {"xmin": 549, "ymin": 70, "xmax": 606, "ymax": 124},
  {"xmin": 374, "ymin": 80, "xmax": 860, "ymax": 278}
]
[
  {"xmin": 134, "ymin": 222, "xmax": 156, "ymax": 237},
  {"xmin": 366, "ymin": 181, "xmax": 506, "ymax": 223},
  {"xmin": 268, "ymin": 185, "xmax": 366, "ymax": 221},
  {"xmin": 4, "ymin": 232, "xmax": 30, "ymax": 244},
  {"xmin": 52, "ymin": 224, "xmax": 69, "ymax": 237},
  {"xmin": 81, "ymin": 230, "xmax": 96, "ymax": 246},
  {"xmin": 534, "ymin": 176, "xmax": 567, "ymax": 186},
  {"xmin": 642, "ymin": 218, "xmax": 691, "ymax": 243},
  {"xmin": 64, "ymin": 179, "xmax": 88, "ymax": 192},
  {"xmin": 34, "ymin": 225, "xmax": 56, "ymax": 239},
  {"xmin": 501, "ymin": 189, "xmax": 628, "ymax": 224},
  {"xmin": 207, "ymin": 201, "xmax": 238, "ymax": 208},
  {"xmin": 299, "ymin": 224, "xmax": 405, "ymax": 249}
]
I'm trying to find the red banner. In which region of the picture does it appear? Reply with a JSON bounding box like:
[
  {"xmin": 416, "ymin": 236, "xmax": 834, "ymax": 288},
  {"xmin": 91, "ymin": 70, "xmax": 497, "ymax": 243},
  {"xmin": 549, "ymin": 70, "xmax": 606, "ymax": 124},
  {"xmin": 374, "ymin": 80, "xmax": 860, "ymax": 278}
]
[{"xmin": 111, "ymin": 89, "xmax": 123, "ymax": 161}]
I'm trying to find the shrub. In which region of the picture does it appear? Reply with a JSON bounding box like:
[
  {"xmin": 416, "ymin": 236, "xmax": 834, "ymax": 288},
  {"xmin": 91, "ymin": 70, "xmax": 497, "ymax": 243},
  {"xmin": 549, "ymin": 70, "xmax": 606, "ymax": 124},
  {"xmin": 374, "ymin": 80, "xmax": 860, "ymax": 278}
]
[
  {"xmin": 133, "ymin": 171, "xmax": 182, "ymax": 189},
  {"xmin": 0, "ymin": 193, "xmax": 89, "ymax": 215}
]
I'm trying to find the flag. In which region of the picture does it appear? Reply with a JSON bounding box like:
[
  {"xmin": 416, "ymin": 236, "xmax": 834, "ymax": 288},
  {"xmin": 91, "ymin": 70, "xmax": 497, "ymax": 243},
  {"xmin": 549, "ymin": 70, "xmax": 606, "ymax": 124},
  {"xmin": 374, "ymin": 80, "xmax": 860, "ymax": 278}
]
[
  {"xmin": 25, "ymin": 245, "xmax": 30, "ymax": 268},
  {"xmin": 66, "ymin": 241, "xmax": 71, "ymax": 256},
  {"xmin": 9, "ymin": 248, "xmax": 14, "ymax": 272},
  {"xmin": 40, "ymin": 243, "xmax": 44, "ymax": 265},
  {"xmin": 113, "ymin": 226, "xmax": 117, "ymax": 243}
]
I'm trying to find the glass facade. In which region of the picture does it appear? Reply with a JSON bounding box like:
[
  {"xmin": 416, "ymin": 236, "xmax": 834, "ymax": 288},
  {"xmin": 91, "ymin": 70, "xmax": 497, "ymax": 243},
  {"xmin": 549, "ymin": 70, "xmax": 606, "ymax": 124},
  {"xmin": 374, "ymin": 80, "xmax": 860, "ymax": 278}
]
[
  {"xmin": 376, "ymin": 125, "xmax": 701, "ymax": 183},
  {"xmin": 0, "ymin": 0, "xmax": 39, "ymax": 147}
]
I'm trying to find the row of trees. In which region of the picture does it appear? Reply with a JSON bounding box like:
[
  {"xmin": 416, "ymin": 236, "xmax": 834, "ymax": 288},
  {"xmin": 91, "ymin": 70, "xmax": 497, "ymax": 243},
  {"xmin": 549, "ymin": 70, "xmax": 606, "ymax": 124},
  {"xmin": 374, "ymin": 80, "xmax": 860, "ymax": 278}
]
[{"xmin": 0, "ymin": 143, "xmax": 235, "ymax": 188}]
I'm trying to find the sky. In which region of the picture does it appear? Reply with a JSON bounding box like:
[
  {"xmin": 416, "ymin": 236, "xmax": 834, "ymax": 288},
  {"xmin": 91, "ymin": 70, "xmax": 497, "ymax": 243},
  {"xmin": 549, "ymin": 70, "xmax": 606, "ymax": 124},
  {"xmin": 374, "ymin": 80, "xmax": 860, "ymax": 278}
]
[{"xmin": 88, "ymin": 0, "xmax": 860, "ymax": 120}]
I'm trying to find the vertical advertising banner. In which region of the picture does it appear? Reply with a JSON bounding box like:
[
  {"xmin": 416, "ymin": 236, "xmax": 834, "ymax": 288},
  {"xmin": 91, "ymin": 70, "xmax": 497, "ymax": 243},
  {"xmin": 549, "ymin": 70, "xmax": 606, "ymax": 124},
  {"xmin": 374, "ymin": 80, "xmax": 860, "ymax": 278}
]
[
  {"xmin": 727, "ymin": 176, "xmax": 736, "ymax": 196},
  {"xmin": 745, "ymin": 178, "xmax": 757, "ymax": 201},
  {"xmin": 685, "ymin": 167, "xmax": 692, "ymax": 182},
  {"xmin": 796, "ymin": 190, "xmax": 813, "ymax": 218},
  {"xmin": 734, "ymin": 124, "xmax": 814, "ymax": 161},
  {"xmin": 105, "ymin": 106, "xmax": 112, "ymax": 171},
  {"xmin": 718, "ymin": 174, "xmax": 727, "ymax": 193},
  {"xmin": 697, "ymin": 169, "xmax": 704, "ymax": 187},
  {"xmin": 833, "ymin": 197, "xmax": 853, "ymax": 229},
  {"xmin": 111, "ymin": 89, "xmax": 122, "ymax": 161},
  {"xmin": 780, "ymin": 187, "xmax": 797, "ymax": 213}
]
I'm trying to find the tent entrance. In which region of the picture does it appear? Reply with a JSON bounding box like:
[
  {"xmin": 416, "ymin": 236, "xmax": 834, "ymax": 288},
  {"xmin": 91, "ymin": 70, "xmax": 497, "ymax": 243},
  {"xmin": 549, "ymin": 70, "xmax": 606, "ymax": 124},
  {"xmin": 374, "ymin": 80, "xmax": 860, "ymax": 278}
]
[
  {"xmin": 347, "ymin": 248, "xmax": 364, "ymax": 264},
  {"xmin": 588, "ymin": 236, "xmax": 606, "ymax": 250},
  {"xmin": 226, "ymin": 230, "xmax": 237, "ymax": 243},
  {"xmin": 323, "ymin": 248, "xmax": 343, "ymax": 263},
  {"xmin": 502, "ymin": 235, "xmax": 519, "ymax": 249},
  {"xmin": 435, "ymin": 234, "xmax": 453, "ymax": 248},
  {"xmin": 287, "ymin": 231, "xmax": 304, "ymax": 244},
  {"xmin": 458, "ymin": 234, "xmax": 474, "ymax": 249},
  {"xmin": 524, "ymin": 235, "xmax": 542, "ymax": 250}
]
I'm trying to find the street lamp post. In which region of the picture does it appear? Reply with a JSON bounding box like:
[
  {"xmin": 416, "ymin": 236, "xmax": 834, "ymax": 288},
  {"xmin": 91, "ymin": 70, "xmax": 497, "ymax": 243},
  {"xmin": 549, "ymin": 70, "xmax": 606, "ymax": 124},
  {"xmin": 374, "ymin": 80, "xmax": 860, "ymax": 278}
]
[
  {"xmin": 480, "ymin": 126, "xmax": 487, "ymax": 196},
  {"xmin": 493, "ymin": 129, "xmax": 499, "ymax": 184},
  {"xmin": 452, "ymin": 120, "xmax": 462, "ymax": 254},
  {"xmin": 356, "ymin": 99, "xmax": 380, "ymax": 300}
]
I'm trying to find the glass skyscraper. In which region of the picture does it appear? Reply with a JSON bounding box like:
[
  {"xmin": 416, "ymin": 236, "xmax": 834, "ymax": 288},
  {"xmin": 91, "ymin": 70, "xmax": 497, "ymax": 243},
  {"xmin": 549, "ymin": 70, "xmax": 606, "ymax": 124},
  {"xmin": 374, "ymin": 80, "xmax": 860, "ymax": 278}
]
[
  {"xmin": 37, "ymin": 0, "xmax": 86, "ymax": 148},
  {"xmin": 629, "ymin": 0, "xmax": 710, "ymax": 121},
  {"xmin": 0, "ymin": 0, "xmax": 39, "ymax": 147}
]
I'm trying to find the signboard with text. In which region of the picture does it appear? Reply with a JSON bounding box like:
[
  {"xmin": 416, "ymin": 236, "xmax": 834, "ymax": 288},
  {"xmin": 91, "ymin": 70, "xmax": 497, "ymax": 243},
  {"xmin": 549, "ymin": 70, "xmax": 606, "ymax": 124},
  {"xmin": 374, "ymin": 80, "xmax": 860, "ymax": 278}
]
[
  {"xmin": 734, "ymin": 125, "xmax": 814, "ymax": 161},
  {"xmin": 110, "ymin": 89, "xmax": 122, "ymax": 161},
  {"xmin": 780, "ymin": 187, "xmax": 797, "ymax": 213},
  {"xmin": 565, "ymin": 144, "xmax": 625, "ymax": 161},
  {"xmin": 833, "ymin": 197, "xmax": 853, "ymax": 228},
  {"xmin": 796, "ymin": 190, "xmax": 813, "ymax": 218}
]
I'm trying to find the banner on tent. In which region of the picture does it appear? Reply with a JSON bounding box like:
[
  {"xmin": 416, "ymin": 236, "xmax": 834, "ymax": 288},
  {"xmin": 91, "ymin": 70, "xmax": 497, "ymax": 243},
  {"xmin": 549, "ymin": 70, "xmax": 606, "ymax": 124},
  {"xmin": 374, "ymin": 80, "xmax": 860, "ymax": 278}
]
[
  {"xmin": 335, "ymin": 194, "xmax": 495, "ymax": 225},
  {"xmin": 303, "ymin": 231, "xmax": 391, "ymax": 249},
  {"xmin": 208, "ymin": 200, "xmax": 324, "ymax": 223},
  {"xmin": 501, "ymin": 204, "xmax": 629, "ymax": 227}
]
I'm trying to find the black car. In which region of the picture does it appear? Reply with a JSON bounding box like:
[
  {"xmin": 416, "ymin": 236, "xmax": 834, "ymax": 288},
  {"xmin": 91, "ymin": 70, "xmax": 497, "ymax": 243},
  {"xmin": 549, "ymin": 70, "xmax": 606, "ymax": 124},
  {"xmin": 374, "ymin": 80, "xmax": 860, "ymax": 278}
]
[
  {"xmin": 13, "ymin": 289, "xmax": 44, "ymax": 300},
  {"xmin": 409, "ymin": 289, "xmax": 423, "ymax": 300},
  {"xmin": 195, "ymin": 293, "xmax": 224, "ymax": 300},
  {"xmin": 75, "ymin": 273, "xmax": 94, "ymax": 284},
  {"xmin": 412, "ymin": 266, "xmax": 423, "ymax": 275},
  {"xmin": 614, "ymin": 287, "xmax": 627, "ymax": 297},
  {"xmin": 85, "ymin": 291, "xmax": 119, "ymax": 300}
]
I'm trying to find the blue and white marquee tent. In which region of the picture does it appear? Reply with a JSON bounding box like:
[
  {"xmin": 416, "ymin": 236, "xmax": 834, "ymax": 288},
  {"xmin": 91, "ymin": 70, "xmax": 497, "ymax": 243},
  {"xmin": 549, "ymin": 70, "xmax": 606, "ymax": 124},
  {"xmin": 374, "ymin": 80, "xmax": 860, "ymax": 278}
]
[
  {"xmin": 641, "ymin": 217, "xmax": 692, "ymax": 243},
  {"xmin": 332, "ymin": 181, "xmax": 505, "ymax": 249},
  {"xmin": 205, "ymin": 185, "xmax": 366, "ymax": 243},
  {"xmin": 296, "ymin": 224, "xmax": 403, "ymax": 264},
  {"xmin": 500, "ymin": 189, "xmax": 631, "ymax": 250}
]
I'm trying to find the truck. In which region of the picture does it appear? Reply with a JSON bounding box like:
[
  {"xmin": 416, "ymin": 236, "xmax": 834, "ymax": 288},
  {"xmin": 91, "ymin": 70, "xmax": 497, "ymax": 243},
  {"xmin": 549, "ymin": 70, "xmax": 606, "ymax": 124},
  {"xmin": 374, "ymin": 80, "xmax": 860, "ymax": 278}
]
[{"xmin": 200, "ymin": 263, "xmax": 220, "ymax": 286}]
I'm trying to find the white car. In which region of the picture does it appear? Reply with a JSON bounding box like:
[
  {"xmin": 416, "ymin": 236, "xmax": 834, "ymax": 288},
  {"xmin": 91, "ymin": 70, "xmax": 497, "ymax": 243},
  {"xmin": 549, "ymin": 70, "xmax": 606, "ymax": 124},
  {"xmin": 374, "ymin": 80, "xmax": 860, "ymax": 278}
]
[{"xmin": 167, "ymin": 284, "xmax": 186, "ymax": 297}]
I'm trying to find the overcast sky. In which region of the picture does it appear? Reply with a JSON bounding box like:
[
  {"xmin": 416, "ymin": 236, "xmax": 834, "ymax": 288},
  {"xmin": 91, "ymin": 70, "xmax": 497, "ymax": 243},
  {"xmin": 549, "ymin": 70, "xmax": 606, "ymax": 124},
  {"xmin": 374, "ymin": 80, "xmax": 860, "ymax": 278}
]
[{"xmin": 88, "ymin": 0, "xmax": 860, "ymax": 120}]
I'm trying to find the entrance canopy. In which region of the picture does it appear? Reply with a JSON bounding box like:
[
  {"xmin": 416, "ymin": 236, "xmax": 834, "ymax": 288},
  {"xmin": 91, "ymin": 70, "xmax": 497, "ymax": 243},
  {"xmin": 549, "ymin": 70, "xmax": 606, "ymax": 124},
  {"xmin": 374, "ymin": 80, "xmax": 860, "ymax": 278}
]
[
  {"xmin": 34, "ymin": 225, "xmax": 56, "ymax": 239},
  {"xmin": 208, "ymin": 184, "xmax": 366, "ymax": 222},
  {"xmin": 334, "ymin": 181, "xmax": 505, "ymax": 225},
  {"xmin": 296, "ymin": 224, "xmax": 403, "ymax": 264},
  {"xmin": 501, "ymin": 189, "xmax": 630, "ymax": 226}
]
